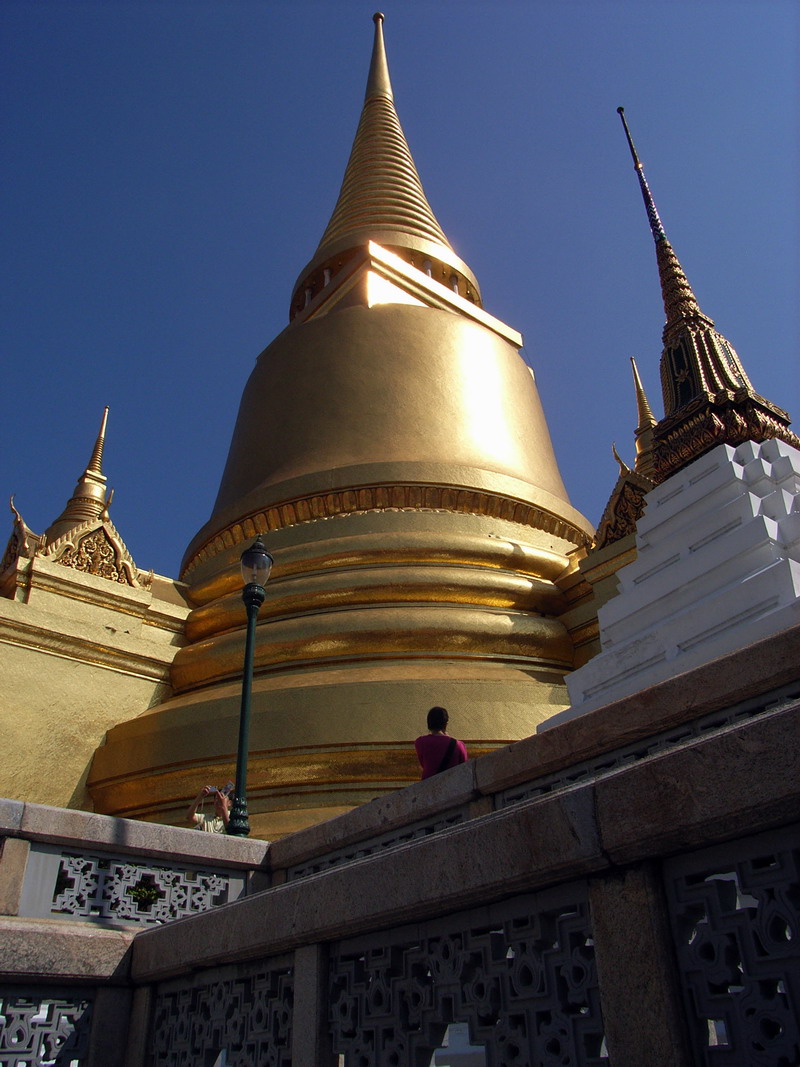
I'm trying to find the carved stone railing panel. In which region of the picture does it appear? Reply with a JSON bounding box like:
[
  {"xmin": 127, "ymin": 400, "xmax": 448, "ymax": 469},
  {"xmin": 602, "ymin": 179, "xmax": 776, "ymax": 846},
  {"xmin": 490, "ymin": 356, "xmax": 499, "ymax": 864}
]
[
  {"xmin": 18, "ymin": 843, "xmax": 246, "ymax": 927},
  {"xmin": 664, "ymin": 824, "xmax": 800, "ymax": 1067},
  {"xmin": 286, "ymin": 808, "xmax": 468, "ymax": 882},
  {"xmin": 0, "ymin": 986, "xmax": 93, "ymax": 1066},
  {"xmin": 500, "ymin": 687, "xmax": 800, "ymax": 810},
  {"xmin": 329, "ymin": 881, "xmax": 606, "ymax": 1067},
  {"xmin": 149, "ymin": 959, "xmax": 294, "ymax": 1067}
]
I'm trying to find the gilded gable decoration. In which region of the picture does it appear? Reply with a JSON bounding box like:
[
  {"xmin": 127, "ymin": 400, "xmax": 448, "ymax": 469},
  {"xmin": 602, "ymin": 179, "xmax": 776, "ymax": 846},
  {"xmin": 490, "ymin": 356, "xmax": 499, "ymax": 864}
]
[
  {"xmin": 41, "ymin": 517, "xmax": 145, "ymax": 587},
  {"xmin": 594, "ymin": 467, "xmax": 654, "ymax": 550}
]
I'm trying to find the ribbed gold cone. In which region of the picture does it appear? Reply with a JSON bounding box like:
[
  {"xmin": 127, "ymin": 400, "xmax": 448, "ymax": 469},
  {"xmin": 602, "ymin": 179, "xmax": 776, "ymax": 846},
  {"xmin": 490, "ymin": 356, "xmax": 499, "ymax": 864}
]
[
  {"xmin": 316, "ymin": 93, "xmax": 451, "ymax": 251},
  {"xmin": 291, "ymin": 13, "xmax": 480, "ymax": 316}
]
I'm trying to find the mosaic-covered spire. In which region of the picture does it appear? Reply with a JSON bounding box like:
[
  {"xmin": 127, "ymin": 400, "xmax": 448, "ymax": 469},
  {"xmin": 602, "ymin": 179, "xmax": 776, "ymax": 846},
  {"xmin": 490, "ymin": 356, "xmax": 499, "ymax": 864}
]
[
  {"xmin": 291, "ymin": 14, "xmax": 480, "ymax": 317},
  {"xmin": 617, "ymin": 107, "xmax": 798, "ymax": 478}
]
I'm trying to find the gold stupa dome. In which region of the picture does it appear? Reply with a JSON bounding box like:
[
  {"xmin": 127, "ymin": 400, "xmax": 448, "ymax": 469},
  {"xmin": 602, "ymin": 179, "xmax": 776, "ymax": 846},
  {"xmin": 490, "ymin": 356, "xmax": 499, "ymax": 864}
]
[{"xmin": 89, "ymin": 16, "xmax": 592, "ymax": 839}]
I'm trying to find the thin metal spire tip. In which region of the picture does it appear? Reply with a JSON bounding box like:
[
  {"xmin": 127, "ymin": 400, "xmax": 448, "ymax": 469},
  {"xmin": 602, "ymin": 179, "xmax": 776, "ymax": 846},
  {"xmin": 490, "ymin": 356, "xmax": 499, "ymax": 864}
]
[
  {"xmin": 366, "ymin": 9, "xmax": 392, "ymax": 99},
  {"xmin": 617, "ymin": 106, "xmax": 642, "ymax": 170},
  {"xmin": 617, "ymin": 107, "xmax": 666, "ymax": 244}
]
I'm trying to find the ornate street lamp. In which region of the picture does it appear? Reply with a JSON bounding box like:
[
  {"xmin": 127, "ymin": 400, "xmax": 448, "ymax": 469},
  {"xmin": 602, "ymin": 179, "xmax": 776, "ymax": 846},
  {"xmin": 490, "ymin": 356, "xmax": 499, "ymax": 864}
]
[{"xmin": 227, "ymin": 535, "xmax": 274, "ymax": 837}]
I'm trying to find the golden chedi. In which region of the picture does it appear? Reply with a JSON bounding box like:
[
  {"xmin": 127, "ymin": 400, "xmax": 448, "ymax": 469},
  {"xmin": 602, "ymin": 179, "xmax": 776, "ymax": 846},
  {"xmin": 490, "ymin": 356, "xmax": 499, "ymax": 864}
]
[{"xmin": 88, "ymin": 14, "xmax": 593, "ymax": 838}]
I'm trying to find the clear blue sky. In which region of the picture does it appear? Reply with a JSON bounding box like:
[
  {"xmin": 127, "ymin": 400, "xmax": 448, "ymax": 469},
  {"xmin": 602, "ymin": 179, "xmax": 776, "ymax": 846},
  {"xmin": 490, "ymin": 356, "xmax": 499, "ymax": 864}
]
[{"xmin": 3, "ymin": 0, "xmax": 797, "ymax": 579}]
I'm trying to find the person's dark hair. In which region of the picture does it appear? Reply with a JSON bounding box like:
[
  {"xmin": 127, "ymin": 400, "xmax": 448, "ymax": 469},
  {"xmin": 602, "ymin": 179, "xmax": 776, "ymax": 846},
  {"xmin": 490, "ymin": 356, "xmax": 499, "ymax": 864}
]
[{"xmin": 427, "ymin": 706, "xmax": 449, "ymax": 731}]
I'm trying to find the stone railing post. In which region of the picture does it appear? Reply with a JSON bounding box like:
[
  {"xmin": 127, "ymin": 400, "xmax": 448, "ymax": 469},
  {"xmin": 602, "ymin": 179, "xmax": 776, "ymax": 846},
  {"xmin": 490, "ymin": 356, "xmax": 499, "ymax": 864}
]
[
  {"xmin": 292, "ymin": 944, "xmax": 336, "ymax": 1065},
  {"xmin": 589, "ymin": 862, "xmax": 692, "ymax": 1066}
]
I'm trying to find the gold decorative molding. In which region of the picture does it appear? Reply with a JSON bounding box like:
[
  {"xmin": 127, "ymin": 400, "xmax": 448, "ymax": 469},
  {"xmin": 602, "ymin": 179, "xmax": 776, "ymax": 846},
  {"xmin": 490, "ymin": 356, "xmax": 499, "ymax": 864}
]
[
  {"xmin": 0, "ymin": 614, "xmax": 175, "ymax": 682},
  {"xmin": 181, "ymin": 483, "xmax": 592, "ymax": 580},
  {"xmin": 563, "ymin": 618, "xmax": 600, "ymax": 649}
]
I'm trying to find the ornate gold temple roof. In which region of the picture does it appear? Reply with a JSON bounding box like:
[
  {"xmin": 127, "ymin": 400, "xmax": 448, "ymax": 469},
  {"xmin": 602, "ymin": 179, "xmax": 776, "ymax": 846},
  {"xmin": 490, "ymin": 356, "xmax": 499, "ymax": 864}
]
[
  {"xmin": 290, "ymin": 13, "xmax": 480, "ymax": 318},
  {"xmin": 24, "ymin": 407, "xmax": 148, "ymax": 588},
  {"xmin": 617, "ymin": 107, "xmax": 799, "ymax": 479}
]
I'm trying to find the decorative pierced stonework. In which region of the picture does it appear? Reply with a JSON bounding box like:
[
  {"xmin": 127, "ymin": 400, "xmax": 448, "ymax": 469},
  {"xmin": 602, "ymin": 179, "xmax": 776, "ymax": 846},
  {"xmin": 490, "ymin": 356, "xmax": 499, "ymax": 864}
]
[
  {"xmin": 34, "ymin": 849, "xmax": 238, "ymax": 927},
  {"xmin": 0, "ymin": 988, "xmax": 92, "ymax": 1066},
  {"xmin": 329, "ymin": 883, "xmax": 606, "ymax": 1066},
  {"xmin": 150, "ymin": 960, "xmax": 294, "ymax": 1067},
  {"xmin": 664, "ymin": 825, "xmax": 800, "ymax": 1067},
  {"xmin": 182, "ymin": 483, "xmax": 591, "ymax": 579}
]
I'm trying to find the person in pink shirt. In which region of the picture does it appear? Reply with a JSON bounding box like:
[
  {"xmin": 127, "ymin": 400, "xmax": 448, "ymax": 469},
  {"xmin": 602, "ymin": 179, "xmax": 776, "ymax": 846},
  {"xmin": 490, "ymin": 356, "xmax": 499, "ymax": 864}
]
[{"xmin": 415, "ymin": 706, "xmax": 468, "ymax": 779}]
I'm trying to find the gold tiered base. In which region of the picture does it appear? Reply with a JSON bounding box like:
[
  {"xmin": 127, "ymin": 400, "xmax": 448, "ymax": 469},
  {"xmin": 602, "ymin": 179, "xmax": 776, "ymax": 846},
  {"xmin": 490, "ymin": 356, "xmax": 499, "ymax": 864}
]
[{"xmin": 89, "ymin": 510, "xmax": 580, "ymax": 838}]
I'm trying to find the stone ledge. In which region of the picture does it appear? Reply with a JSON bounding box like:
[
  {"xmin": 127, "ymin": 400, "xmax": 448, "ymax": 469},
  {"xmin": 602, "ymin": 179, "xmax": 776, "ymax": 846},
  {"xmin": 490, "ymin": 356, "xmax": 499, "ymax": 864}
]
[
  {"xmin": 1, "ymin": 802, "xmax": 270, "ymax": 870},
  {"xmin": 269, "ymin": 758, "xmax": 477, "ymax": 872},
  {"xmin": 132, "ymin": 785, "xmax": 603, "ymax": 981},
  {"xmin": 535, "ymin": 618, "xmax": 800, "ymax": 745},
  {"xmin": 594, "ymin": 701, "xmax": 800, "ymax": 864},
  {"xmin": 0, "ymin": 798, "xmax": 23, "ymax": 834},
  {"xmin": 0, "ymin": 916, "xmax": 135, "ymax": 982}
]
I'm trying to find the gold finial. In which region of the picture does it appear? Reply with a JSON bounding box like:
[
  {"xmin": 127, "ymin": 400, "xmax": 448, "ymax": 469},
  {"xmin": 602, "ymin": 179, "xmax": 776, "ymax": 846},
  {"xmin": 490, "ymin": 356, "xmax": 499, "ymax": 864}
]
[
  {"xmin": 88, "ymin": 405, "xmax": 109, "ymax": 474},
  {"xmin": 618, "ymin": 110, "xmax": 799, "ymax": 477},
  {"xmin": 366, "ymin": 11, "xmax": 392, "ymax": 100},
  {"xmin": 630, "ymin": 357, "xmax": 656, "ymax": 433},
  {"xmin": 617, "ymin": 107, "xmax": 704, "ymax": 327},
  {"xmin": 101, "ymin": 487, "xmax": 114, "ymax": 522},
  {"xmin": 43, "ymin": 406, "xmax": 111, "ymax": 545},
  {"xmin": 630, "ymin": 358, "xmax": 657, "ymax": 480}
]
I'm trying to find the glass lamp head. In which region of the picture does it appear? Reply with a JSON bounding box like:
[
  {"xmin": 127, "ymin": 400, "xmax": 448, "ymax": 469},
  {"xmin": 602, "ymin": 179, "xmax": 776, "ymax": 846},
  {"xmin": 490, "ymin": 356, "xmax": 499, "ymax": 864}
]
[{"xmin": 240, "ymin": 535, "xmax": 273, "ymax": 588}]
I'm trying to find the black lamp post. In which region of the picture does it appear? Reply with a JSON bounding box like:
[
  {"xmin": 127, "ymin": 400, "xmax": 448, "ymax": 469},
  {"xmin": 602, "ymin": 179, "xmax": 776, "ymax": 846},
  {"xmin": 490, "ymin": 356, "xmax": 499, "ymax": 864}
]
[{"xmin": 227, "ymin": 535, "xmax": 273, "ymax": 837}]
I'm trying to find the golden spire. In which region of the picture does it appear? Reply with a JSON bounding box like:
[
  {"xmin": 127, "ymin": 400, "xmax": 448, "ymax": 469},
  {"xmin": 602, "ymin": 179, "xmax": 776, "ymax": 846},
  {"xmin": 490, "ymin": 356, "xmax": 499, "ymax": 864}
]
[
  {"xmin": 291, "ymin": 13, "xmax": 480, "ymax": 317},
  {"xmin": 617, "ymin": 107, "xmax": 798, "ymax": 478},
  {"xmin": 44, "ymin": 406, "xmax": 110, "ymax": 544},
  {"xmin": 630, "ymin": 357, "xmax": 657, "ymax": 480}
]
